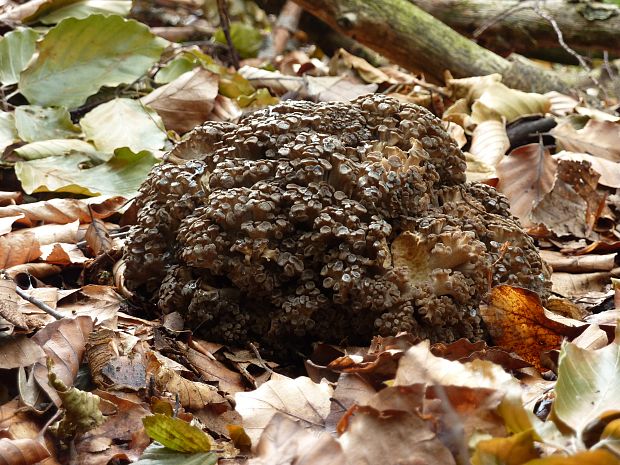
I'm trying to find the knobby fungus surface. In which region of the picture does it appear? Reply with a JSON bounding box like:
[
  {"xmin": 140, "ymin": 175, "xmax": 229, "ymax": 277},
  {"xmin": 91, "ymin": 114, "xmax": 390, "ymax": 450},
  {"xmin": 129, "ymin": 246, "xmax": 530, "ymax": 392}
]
[{"xmin": 124, "ymin": 95, "xmax": 550, "ymax": 353}]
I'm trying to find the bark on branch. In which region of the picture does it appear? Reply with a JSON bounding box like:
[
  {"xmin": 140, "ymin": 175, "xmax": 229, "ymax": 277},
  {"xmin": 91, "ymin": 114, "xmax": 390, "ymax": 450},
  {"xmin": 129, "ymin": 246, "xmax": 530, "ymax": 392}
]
[
  {"xmin": 411, "ymin": 0, "xmax": 620, "ymax": 62},
  {"xmin": 291, "ymin": 0, "xmax": 576, "ymax": 93}
]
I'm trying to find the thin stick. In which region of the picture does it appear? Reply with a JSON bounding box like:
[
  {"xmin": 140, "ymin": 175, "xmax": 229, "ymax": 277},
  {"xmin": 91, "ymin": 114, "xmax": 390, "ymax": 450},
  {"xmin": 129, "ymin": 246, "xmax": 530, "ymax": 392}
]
[
  {"xmin": 14, "ymin": 286, "xmax": 64, "ymax": 320},
  {"xmin": 216, "ymin": 0, "xmax": 240, "ymax": 69},
  {"xmin": 249, "ymin": 342, "xmax": 274, "ymax": 375}
]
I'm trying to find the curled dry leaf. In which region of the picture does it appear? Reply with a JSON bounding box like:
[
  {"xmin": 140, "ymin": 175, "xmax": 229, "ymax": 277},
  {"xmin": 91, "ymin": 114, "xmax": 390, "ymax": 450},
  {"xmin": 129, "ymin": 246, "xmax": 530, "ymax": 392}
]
[
  {"xmin": 496, "ymin": 143, "xmax": 557, "ymax": 226},
  {"xmin": 249, "ymin": 414, "xmax": 344, "ymax": 465},
  {"xmin": 480, "ymin": 285, "xmax": 583, "ymax": 370},
  {"xmin": 551, "ymin": 335, "xmax": 620, "ymax": 439},
  {"xmin": 469, "ymin": 119, "xmax": 510, "ymax": 167},
  {"xmin": 531, "ymin": 159, "xmax": 603, "ymax": 238},
  {"xmin": 551, "ymin": 271, "xmax": 614, "ymax": 298},
  {"xmin": 147, "ymin": 351, "xmax": 227, "ymax": 410},
  {"xmin": 0, "ymin": 214, "xmax": 24, "ymax": 235},
  {"xmin": 545, "ymin": 91, "xmax": 579, "ymax": 116},
  {"xmin": 32, "ymin": 315, "xmax": 94, "ymax": 406},
  {"xmin": 329, "ymin": 48, "xmax": 394, "ymax": 84},
  {"xmin": 552, "ymin": 119, "xmax": 620, "ymax": 162},
  {"xmin": 395, "ymin": 340, "xmax": 518, "ymax": 390},
  {"xmin": 0, "ymin": 437, "xmax": 50, "ymax": 465},
  {"xmin": 431, "ymin": 339, "xmax": 531, "ymax": 370},
  {"xmin": 73, "ymin": 390, "xmax": 151, "ymax": 465},
  {"xmin": 540, "ymin": 250, "xmax": 616, "ymax": 273},
  {"xmin": 235, "ymin": 375, "xmax": 333, "ymax": 448},
  {"xmin": 87, "ymin": 328, "xmax": 146, "ymax": 391},
  {"xmin": 554, "ymin": 151, "xmax": 620, "ymax": 188},
  {"xmin": 85, "ymin": 219, "xmax": 113, "ymax": 256},
  {"xmin": 39, "ymin": 243, "xmax": 87, "ymax": 265},
  {"xmin": 141, "ymin": 68, "xmax": 220, "ymax": 134},
  {"xmin": 48, "ymin": 360, "xmax": 105, "ymax": 438},
  {"xmin": 0, "ymin": 336, "xmax": 45, "ymax": 369},
  {"xmin": 0, "ymin": 278, "xmax": 29, "ymax": 331},
  {"xmin": 0, "ymin": 232, "xmax": 41, "ymax": 268}
]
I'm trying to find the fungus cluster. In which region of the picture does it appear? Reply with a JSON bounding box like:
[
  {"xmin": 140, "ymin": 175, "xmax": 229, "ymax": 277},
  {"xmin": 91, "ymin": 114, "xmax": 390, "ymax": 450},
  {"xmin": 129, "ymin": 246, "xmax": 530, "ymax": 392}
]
[{"xmin": 124, "ymin": 95, "xmax": 550, "ymax": 351}]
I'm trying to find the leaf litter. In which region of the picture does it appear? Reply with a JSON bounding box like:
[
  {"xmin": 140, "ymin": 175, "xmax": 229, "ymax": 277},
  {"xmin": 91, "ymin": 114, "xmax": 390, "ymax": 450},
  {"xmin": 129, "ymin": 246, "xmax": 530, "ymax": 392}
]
[{"xmin": 0, "ymin": 0, "xmax": 619, "ymax": 464}]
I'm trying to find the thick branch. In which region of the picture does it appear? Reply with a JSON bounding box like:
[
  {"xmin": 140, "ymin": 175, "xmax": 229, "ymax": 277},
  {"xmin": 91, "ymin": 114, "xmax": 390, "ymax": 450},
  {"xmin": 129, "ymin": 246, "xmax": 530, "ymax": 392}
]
[
  {"xmin": 411, "ymin": 0, "xmax": 620, "ymax": 62},
  {"xmin": 291, "ymin": 0, "xmax": 574, "ymax": 93}
]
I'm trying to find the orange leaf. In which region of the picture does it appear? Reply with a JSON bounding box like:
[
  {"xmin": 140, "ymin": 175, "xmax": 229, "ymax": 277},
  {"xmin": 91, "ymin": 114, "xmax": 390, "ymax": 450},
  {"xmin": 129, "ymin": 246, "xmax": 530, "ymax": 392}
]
[{"xmin": 480, "ymin": 285, "xmax": 582, "ymax": 370}]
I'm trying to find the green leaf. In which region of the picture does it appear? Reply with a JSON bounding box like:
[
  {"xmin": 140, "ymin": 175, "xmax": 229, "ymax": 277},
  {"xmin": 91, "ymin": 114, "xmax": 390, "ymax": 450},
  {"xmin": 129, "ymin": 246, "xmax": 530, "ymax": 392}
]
[
  {"xmin": 15, "ymin": 105, "xmax": 80, "ymax": 142},
  {"xmin": 214, "ymin": 22, "xmax": 262, "ymax": 59},
  {"xmin": 80, "ymin": 98, "xmax": 167, "ymax": 152},
  {"xmin": 19, "ymin": 15, "xmax": 168, "ymax": 108},
  {"xmin": 134, "ymin": 443, "xmax": 217, "ymax": 465},
  {"xmin": 14, "ymin": 139, "xmax": 99, "ymax": 160},
  {"xmin": 142, "ymin": 414, "xmax": 211, "ymax": 453},
  {"xmin": 0, "ymin": 111, "xmax": 18, "ymax": 152},
  {"xmin": 15, "ymin": 147, "xmax": 158, "ymax": 196},
  {"xmin": 0, "ymin": 28, "xmax": 39, "ymax": 85},
  {"xmin": 38, "ymin": 0, "xmax": 132, "ymax": 24},
  {"xmin": 551, "ymin": 337, "xmax": 620, "ymax": 438},
  {"xmin": 237, "ymin": 88, "xmax": 278, "ymax": 108},
  {"xmin": 155, "ymin": 56, "xmax": 199, "ymax": 85}
]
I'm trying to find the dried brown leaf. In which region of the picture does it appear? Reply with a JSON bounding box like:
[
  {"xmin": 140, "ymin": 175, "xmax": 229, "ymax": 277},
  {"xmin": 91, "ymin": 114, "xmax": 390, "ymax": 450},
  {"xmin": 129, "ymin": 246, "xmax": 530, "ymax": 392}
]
[
  {"xmin": 496, "ymin": 143, "xmax": 557, "ymax": 226},
  {"xmin": 554, "ymin": 151, "xmax": 620, "ymax": 188},
  {"xmin": 148, "ymin": 351, "xmax": 227, "ymax": 410},
  {"xmin": 0, "ymin": 232, "xmax": 41, "ymax": 268},
  {"xmin": 431, "ymin": 339, "xmax": 531, "ymax": 370},
  {"xmin": 142, "ymin": 68, "xmax": 220, "ymax": 133},
  {"xmin": 0, "ymin": 335, "xmax": 45, "ymax": 369},
  {"xmin": 185, "ymin": 346, "xmax": 246, "ymax": 395},
  {"xmin": 329, "ymin": 48, "xmax": 394, "ymax": 84},
  {"xmin": 0, "ymin": 196, "xmax": 126, "ymax": 227},
  {"xmin": 480, "ymin": 285, "xmax": 582, "ymax": 370},
  {"xmin": 551, "ymin": 271, "xmax": 613, "ymax": 298},
  {"xmin": 395, "ymin": 340, "xmax": 518, "ymax": 389},
  {"xmin": 0, "ymin": 437, "xmax": 50, "ymax": 465},
  {"xmin": 85, "ymin": 219, "xmax": 113, "ymax": 256},
  {"xmin": 235, "ymin": 375, "xmax": 332, "ymax": 447},
  {"xmin": 13, "ymin": 221, "xmax": 79, "ymax": 246},
  {"xmin": 339, "ymin": 405, "xmax": 456, "ymax": 465},
  {"xmin": 39, "ymin": 243, "xmax": 88, "ymax": 265},
  {"xmin": 32, "ymin": 315, "xmax": 94, "ymax": 406},
  {"xmin": 249, "ymin": 414, "xmax": 344, "ymax": 465},
  {"xmin": 540, "ymin": 250, "xmax": 615, "ymax": 273},
  {"xmin": 0, "ymin": 278, "xmax": 28, "ymax": 331},
  {"xmin": 87, "ymin": 328, "xmax": 146, "ymax": 391},
  {"xmin": 531, "ymin": 159, "xmax": 602, "ymax": 238},
  {"xmin": 73, "ymin": 390, "xmax": 150, "ymax": 465},
  {"xmin": 552, "ymin": 119, "xmax": 620, "ymax": 161},
  {"xmin": 0, "ymin": 214, "xmax": 24, "ymax": 235}
]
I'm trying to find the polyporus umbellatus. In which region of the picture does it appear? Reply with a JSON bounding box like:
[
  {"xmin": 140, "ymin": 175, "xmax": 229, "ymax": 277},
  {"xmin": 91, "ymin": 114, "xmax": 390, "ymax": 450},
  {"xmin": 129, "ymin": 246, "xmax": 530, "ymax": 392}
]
[{"xmin": 124, "ymin": 95, "xmax": 550, "ymax": 351}]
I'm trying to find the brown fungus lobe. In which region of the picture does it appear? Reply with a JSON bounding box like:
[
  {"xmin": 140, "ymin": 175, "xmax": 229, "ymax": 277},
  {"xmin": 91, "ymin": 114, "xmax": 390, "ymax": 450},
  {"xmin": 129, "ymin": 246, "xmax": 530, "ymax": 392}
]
[{"xmin": 124, "ymin": 95, "xmax": 550, "ymax": 354}]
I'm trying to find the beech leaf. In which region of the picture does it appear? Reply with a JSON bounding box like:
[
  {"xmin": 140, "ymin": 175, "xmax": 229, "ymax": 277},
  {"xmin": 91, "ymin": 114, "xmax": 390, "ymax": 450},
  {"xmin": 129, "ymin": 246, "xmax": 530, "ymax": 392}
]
[
  {"xmin": 19, "ymin": 15, "xmax": 167, "ymax": 108},
  {"xmin": 496, "ymin": 143, "xmax": 557, "ymax": 226},
  {"xmin": 142, "ymin": 414, "xmax": 212, "ymax": 453},
  {"xmin": 15, "ymin": 148, "xmax": 158, "ymax": 196},
  {"xmin": 14, "ymin": 105, "xmax": 80, "ymax": 142},
  {"xmin": 0, "ymin": 28, "xmax": 38, "ymax": 85},
  {"xmin": 235, "ymin": 375, "xmax": 333, "ymax": 447},
  {"xmin": 80, "ymin": 98, "xmax": 167, "ymax": 152},
  {"xmin": 551, "ymin": 331, "xmax": 620, "ymax": 437}
]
